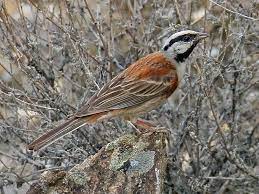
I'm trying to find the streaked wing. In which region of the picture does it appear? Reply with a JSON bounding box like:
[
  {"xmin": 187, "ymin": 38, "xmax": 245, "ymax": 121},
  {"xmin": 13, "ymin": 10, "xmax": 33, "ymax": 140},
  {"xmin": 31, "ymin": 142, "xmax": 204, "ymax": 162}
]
[
  {"xmin": 74, "ymin": 52, "xmax": 178, "ymax": 117},
  {"xmin": 75, "ymin": 74, "xmax": 175, "ymax": 117}
]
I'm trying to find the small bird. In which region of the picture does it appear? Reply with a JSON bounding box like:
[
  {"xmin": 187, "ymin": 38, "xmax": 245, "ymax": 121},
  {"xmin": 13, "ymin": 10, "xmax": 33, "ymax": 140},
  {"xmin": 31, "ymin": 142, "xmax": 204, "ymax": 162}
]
[{"xmin": 28, "ymin": 30, "xmax": 208, "ymax": 151}]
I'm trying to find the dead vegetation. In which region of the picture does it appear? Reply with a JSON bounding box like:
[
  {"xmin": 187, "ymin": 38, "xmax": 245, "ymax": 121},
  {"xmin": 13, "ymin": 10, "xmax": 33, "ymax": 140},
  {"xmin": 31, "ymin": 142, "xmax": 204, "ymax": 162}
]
[{"xmin": 0, "ymin": 0, "xmax": 258, "ymax": 193}]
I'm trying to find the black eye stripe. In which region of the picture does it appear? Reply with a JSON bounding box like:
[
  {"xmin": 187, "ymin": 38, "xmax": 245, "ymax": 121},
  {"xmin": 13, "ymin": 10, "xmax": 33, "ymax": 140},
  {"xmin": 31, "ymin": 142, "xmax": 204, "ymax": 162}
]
[
  {"xmin": 183, "ymin": 36, "xmax": 191, "ymax": 41},
  {"xmin": 175, "ymin": 41, "xmax": 198, "ymax": 62},
  {"xmin": 164, "ymin": 45, "xmax": 169, "ymax": 51},
  {"xmin": 163, "ymin": 34, "xmax": 196, "ymax": 51}
]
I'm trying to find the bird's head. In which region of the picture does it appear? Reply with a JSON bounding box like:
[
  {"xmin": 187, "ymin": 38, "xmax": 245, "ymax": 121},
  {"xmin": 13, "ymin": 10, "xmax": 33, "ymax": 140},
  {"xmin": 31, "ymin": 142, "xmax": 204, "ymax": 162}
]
[{"xmin": 162, "ymin": 30, "xmax": 208, "ymax": 63}]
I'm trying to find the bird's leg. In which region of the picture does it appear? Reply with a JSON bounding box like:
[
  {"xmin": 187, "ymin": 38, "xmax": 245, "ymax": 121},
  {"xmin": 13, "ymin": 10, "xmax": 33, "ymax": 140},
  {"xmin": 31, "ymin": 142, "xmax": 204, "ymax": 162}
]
[
  {"xmin": 135, "ymin": 118, "xmax": 156, "ymax": 130},
  {"xmin": 132, "ymin": 118, "xmax": 170, "ymax": 134},
  {"xmin": 127, "ymin": 119, "xmax": 154, "ymax": 133},
  {"xmin": 127, "ymin": 121, "xmax": 142, "ymax": 133},
  {"xmin": 125, "ymin": 115, "xmax": 169, "ymax": 134}
]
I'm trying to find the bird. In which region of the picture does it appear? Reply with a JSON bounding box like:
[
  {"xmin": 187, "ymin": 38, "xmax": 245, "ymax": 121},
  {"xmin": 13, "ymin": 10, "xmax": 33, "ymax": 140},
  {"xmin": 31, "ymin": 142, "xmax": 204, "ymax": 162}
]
[{"xmin": 28, "ymin": 30, "xmax": 208, "ymax": 151}]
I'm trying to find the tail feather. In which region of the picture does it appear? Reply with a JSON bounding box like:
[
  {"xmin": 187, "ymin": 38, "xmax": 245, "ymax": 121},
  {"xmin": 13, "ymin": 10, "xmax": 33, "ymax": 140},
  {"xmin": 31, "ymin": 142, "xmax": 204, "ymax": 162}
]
[{"xmin": 28, "ymin": 117, "xmax": 88, "ymax": 151}]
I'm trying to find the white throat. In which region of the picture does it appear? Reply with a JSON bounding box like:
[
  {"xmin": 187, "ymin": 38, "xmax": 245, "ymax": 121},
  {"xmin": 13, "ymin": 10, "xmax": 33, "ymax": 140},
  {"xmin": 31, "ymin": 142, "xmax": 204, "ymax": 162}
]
[
  {"xmin": 162, "ymin": 50, "xmax": 187, "ymax": 82},
  {"xmin": 175, "ymin": 61, "xmax": 187, "ymax": 82},
  {"xmin": 165, "ymin": 56, "xmax": 187, "ymax": 106}
]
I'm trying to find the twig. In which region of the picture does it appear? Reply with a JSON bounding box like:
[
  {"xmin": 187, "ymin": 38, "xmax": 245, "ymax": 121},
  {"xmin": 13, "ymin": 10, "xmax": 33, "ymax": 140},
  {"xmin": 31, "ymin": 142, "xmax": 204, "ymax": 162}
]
[
  {"xmin": 208, "ymin": 0, "xmax": 258, "ymax": 21},
  {"xmin": 205, "ymin": 89, "xmax": 258, "ymax": 180}
]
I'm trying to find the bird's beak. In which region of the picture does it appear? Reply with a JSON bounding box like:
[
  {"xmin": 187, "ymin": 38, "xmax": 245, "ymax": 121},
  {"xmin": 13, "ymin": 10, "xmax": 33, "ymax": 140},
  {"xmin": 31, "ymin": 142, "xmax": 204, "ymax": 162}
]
[{"xmin": 197, "ymin": 32, "xmax": 209, "ymax": 40}]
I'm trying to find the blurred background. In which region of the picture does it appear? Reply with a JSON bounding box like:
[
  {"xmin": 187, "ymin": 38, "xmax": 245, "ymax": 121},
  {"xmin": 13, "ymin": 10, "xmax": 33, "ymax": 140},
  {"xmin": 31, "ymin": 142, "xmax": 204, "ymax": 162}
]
[{"xmin": 0, "ymin": 0, "xmax": 258, "ymax": 193}]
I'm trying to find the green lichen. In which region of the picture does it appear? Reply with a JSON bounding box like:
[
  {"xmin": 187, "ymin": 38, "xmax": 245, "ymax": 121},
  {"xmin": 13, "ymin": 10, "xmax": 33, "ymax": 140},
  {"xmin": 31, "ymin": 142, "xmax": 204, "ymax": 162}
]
[
  {"xmin": 66, "ymin": 169, "xmax": 89, "ymax": 187},
  {"xmin": 105, "ymin": 134, "xmax": 138, "ymax": 151},
  {"xmin": 127, "ymin": 151, "xmax": 155, "ymax": 174},
  {"xmin": 107, "ymin": 134, "xmax": 154, "ymax": 174}
]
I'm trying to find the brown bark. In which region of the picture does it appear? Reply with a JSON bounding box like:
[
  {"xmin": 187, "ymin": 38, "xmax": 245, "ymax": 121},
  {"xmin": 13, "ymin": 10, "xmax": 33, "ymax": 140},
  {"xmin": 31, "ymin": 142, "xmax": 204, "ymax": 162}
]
[{"xmin": 27, "ymin": 131, "xmax": 168, "ymax": 194}]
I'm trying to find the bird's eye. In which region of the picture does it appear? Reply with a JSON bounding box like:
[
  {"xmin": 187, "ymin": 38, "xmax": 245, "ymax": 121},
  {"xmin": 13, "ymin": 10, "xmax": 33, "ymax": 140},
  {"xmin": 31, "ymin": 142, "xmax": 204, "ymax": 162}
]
[{"xmin": 183, "ymin": 36, "xmax": 191, "ymax": 42}]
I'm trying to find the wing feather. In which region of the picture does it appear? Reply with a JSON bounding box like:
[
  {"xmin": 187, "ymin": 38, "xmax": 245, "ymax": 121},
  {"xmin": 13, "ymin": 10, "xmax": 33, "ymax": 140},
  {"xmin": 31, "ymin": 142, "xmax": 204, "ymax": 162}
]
[
  {"xmin": 75, "ymin": 52, "xmax": 178, "ymax": 117},
  {"xmin": 75, "ymin": 78, "xmax": 174, "ymax": 117}
]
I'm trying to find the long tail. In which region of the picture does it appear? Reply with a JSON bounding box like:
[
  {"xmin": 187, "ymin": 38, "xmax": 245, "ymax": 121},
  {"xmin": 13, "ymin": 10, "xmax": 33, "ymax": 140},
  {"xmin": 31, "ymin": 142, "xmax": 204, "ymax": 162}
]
[{"xmin": 27, "ymin": 117, "xmax": 89, "ymax": 151}]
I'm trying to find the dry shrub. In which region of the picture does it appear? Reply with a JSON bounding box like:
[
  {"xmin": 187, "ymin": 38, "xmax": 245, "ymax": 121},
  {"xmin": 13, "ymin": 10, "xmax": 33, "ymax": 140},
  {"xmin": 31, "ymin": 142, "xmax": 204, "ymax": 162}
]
[{"xmin": 0, "ymin": 0, "xmax": 258, "ymax": 193}]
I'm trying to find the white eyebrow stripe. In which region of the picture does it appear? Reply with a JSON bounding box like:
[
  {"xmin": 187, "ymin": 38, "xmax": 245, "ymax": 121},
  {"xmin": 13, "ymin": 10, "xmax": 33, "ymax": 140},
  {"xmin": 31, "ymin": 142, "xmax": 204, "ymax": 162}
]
[{"xmin": 169, "ymin": 30, "xmax": 198, "ymax": 39}]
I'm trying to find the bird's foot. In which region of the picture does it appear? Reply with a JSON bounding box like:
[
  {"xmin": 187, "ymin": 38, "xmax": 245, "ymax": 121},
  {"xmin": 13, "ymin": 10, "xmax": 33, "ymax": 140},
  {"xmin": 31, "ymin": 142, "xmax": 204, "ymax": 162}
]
[{"xmin": 131, "ymin": 118, "xmax": 170, "ymax": 134}]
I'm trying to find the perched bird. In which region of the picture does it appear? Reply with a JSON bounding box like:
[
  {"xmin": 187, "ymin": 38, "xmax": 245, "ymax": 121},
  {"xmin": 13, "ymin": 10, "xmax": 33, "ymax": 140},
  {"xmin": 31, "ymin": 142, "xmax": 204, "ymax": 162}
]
[{"xmin": 28, "ymin": 30, "xmax": 208, "ymax": 151}]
